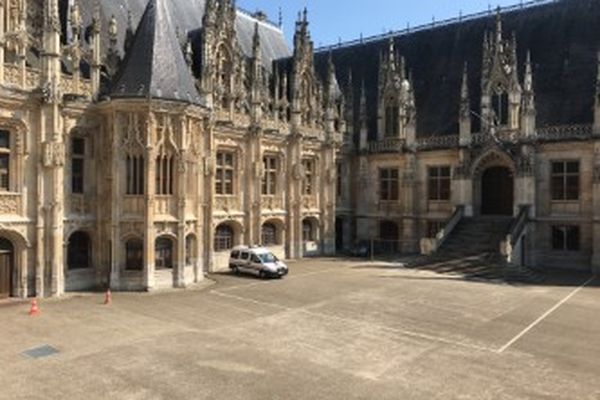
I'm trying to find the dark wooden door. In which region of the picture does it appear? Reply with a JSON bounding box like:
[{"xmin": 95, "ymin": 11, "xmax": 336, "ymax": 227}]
[
  {"xmin": 0, "ymin": 250, "xmax": 11, "ymax": 299},
  {"xmin": 481, "ymin": 167, "xmax": 514, "ymax": 216}
]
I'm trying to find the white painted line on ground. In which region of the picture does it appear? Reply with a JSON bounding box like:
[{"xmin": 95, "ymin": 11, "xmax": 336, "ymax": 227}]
[
  {"xmin": 298, "ymin": 308, "xmax": 497, "ymax": 353},
  {"xmin": 211, "ymin": 288, "xmax": 497, "ymax": 353},
  {"xmin": 497, "ymin": 275, "xmax": 596, "ymax": 354}
]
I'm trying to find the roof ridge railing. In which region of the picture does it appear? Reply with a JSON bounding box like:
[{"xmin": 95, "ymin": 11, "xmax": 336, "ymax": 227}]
[
  {"xmin": 236, "ymin": 6, "xmax": 282, "ymax": 30},
  {"xmin": 315, "ymin": 0, "xmax": 558, "ymax": 53}
]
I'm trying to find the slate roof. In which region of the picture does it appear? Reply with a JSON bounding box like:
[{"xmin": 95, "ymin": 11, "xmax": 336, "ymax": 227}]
[
  {"xmin": 69, "ymin": 0, "xmax": 290, "ymax": 73},
  {"xmin": 312, "ymin": 0, "xmax": 600, "ymax": 138},
  {"xmin": 110, "ymin": 0, "xmax": 203, "ymax": 104}
]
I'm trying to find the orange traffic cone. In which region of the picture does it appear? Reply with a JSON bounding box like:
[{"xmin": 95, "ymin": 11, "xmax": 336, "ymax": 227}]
[
  {"xmin": 28, "ymin": 299, "xmax": 40, "ymax": 316},
  {"xmin": 104, "ymin": 289, "xmax": 112, "ymax": 305}
]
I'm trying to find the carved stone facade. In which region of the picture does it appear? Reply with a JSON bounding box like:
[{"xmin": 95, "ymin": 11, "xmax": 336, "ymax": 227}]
[
  {"xmin": 334, "ymin": 5, "xmax": 600, "ymax": 274},
  {"xmin": 0, "ymin": 0, "xmax": 339, "ymax": 299}
]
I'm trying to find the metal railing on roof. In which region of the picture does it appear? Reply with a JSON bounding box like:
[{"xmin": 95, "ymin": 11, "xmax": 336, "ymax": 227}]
[
  {"xmin": 236, "ymin": 6, "xmax": 281, "ymax": 30},
  {"xmin": 315, "ymin": 0, "xmax": 559, "ymax": 53}
]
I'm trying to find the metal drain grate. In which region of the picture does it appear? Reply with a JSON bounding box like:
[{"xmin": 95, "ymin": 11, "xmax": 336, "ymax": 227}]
[{"xmin": 22, "ymin": 345, "xmax": 59, "ymax": 359}]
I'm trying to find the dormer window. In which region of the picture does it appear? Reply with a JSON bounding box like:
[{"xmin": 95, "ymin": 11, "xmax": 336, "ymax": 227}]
[{"xmin": 491, "ymin": 90, "xmax": 509, "ymax": 126}]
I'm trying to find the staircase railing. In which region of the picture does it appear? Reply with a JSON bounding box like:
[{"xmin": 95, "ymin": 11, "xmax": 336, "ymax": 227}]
[
  {"xmin": 420, "ymin": 205, "xmax": 465, "ymax": 255},
  {"xmin": 500, "ymin": 205, "xmax": 531, "ymax": 266}
]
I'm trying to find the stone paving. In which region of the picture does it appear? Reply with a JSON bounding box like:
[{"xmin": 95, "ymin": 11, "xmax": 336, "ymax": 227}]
[{"xmin": 0, "ymin": 259, "xmax": 598, "ymax": 400}]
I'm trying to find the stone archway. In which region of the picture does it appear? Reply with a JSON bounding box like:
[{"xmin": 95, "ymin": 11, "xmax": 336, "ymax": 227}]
[
  {"xmin": 471, "ymin": 149, "xmax": 516, "ymax": 217},
  {"xmin": 481, "ymin": 166, "xmax": 514, "ymax": 215},
  {"xmin": 0, "ymin": 238, "xmax": 13, "ymax": 299}
]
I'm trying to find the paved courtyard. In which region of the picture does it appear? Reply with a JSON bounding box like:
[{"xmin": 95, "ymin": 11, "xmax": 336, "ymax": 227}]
[{"xmin": 0, "ymin": 259, "xmax": 598, "ymax": 400}]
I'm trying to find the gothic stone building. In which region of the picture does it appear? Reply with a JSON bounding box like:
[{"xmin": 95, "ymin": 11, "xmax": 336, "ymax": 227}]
[
  {"xmin": 0, "ymin": 0, "xmax": 342, "ymax": 299},
  {"xmin": 0, "ymin": 0, "xmax": 599, "ymax": 300},
  {"xmin": 330, "ymin": 0, "xmax": 600, "ymax": 275}
]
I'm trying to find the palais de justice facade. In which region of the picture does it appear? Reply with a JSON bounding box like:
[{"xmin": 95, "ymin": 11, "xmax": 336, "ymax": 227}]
[{"xmin": 0, "ymin": 0, "xmax": 599, "ymax": 298}]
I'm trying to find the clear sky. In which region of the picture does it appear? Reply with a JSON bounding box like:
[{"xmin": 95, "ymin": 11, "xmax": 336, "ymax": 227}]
[{"xmin": 237, "ymin": 0, "xmax": 522, "ymax": 48}]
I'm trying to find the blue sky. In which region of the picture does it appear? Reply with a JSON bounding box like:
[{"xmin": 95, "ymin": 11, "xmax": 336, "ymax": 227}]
[{"xmin": 237, "ymin": 0, "xmax": 521, "ymax": 47}]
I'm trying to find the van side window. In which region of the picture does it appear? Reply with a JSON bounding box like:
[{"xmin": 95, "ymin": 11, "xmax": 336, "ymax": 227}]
[
  {"xmin": 241, "ymin": 252, "xmax": 249, "ymax": 260},
  {"xmin": 231, "ymin": 250, "xmax": 240, "ymax": 258},
  {"xmin": 251, "ymin": 255, "xmax": 261, "ymax": 263}
]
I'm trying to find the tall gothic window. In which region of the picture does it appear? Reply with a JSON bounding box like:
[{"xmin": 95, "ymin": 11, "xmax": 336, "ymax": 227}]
[
  {"xmin": 155, "ymin": 155, "xmax": 174, "ymax": 195},
  {"xmin": 302, "ymin": 219, "xmax": 315, "ymax": 242},
  {"xmin": 125, "ymin": 239, "xmax": 144, "ymax": 271},
  {"xmin": 551, "ymin": 161, "xmax": 579, "ymax": 201},
  {"xmin": 302, "ymin": 159, "xmax": 314, "ymax": 196},
  {"xmin": 155, "ymin": 237, "xmax": 173, "ymax": 269},
  {"xmin": 71, "ymin": 138, "xmax": 85, "ymax": 194},
  {"xmin": 552, "ymin": 226, "xmax": 580, "ymax": 251},
  {"xmin": 0, "ymin": 130, "xmax": 10, "ymax": 191},
  {"xmin": 385, "ymin": 101, "xmax": 399, "ymax": 137},
  {"xmin": 261, "ymin": 223, "xmax": 278, "ymax": 246},
  {"xmin": 379, "ymin": 168, "xmax": 399, "ymax": 201},
  {"xmin": 428, "ymin": 166, "xmax": 451, "ymax": 201},
  {"xmin": 262, "ymin": 156, "xmax": 278, "ymax": 196},
  {"xmin": 216, "ymin": 152, "xmax": 235, "ymax": 195},
  {"xmin": 491, "ymin": 91, "xmax": 509, "ymax": 126},
  {"xmin": 214, "ymin": 224, "xmax": 235, "ymax": 251},
  {"xmin": 126, "ymin": 155, "xmax": 145, "ymax": 195}
]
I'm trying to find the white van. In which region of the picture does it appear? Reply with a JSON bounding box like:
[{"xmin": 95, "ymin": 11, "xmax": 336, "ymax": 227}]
[{"xmin": 229, "ymin": 246, "xmax": 289, "ymax": 279}]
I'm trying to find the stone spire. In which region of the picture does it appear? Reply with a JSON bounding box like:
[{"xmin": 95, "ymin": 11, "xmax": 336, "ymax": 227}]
[
  {"xmin": 90, "ymin": 2, "xmax": 101, "ymax": 97},
  {"xmin": 593, "ymin": 51, "xmax": 600, "ymax": 133},
  {"xmin": 459, "ymin": 62, "xmax": 472, "ymax": 141},
  {"xmin": 345, "ymin": 68, "xmax": 355, "ymax": 142},
  {"xmin": 359, "ymin": 79, "xmax": 368, "ymax": 151},
  {"xmin": 521, "ymin": 50, "xmax": 536, "ymax": 136},
  {"xmin": 250, "ymin": 22, "xmax": 264, "ymax": 122},
  {"xmin": 111, "ymin": 0, "xmax": 203, "ymax": 105}
]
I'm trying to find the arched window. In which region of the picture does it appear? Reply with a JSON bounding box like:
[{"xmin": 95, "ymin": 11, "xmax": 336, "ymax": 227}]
[
  {"xmin": 125, "ymin": 239, "xmax": 144, "ymax": 271},
  {"xmin": 0, "ymin": 130, "xmax": 10, "ymax": 191},
  {"xmin": 185, "ymin": 235, "xmax": 197, "ymax": 266},
  {"xmin": 302, "ymin": 219, "xmax": 315, "ymax": 242},
  {"xmin": 261, "ymin": 223, "xmax": 278, "ymax": 246},
  {"xmin": 67, "ymin": 231, "xmax": 91, "ymax": 270},
  {"xmin": 155, "ymin": 237, "xmax": 174, "ymax": 270},
  {"xmin": 385, "ymin": 99, "xmax": 399, "ymax": 137},
  {"xmin": 491, "ymin": 91, "xmax": 509, "ymax": 126},
  {"xmin": 214, "ymin": 224, "xmax": 234, "ymax": 251}
]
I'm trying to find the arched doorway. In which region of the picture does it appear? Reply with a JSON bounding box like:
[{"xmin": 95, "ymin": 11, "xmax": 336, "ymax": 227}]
[
  {"xmin": 0, "ymin": 238, "xmax": 13, "ymax": 299},
  {"xmin": 481, "ymin": 166, "xmax": 514, "ymax": 216},
  {"xmin": 155, "ymin": 237, "xmax": 174, "ymax": 270}
]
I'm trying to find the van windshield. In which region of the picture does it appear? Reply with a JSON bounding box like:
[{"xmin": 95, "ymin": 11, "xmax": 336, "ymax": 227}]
[{"xmin": 257, "ymin": 253, "xmax": 277, "ymax": 264}]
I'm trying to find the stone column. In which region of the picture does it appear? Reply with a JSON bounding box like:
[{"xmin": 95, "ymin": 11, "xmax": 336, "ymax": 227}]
[
  {"xmin": 402, "ymin": 153, "xmax": 418, "ymax": 252},
  {"xmin": 144, "ymin": 113, "xmax": 157, "ymax": 290},
  {"xmin": 286, "ymin": 133, "xmax": 303, "ymax": 259},
  {"xmin": 0, "ymin": 1, "xmax": 5, "ymax": 84},
  {"xmin": 452, "ymin": 149, "xmax": 473, "ymax": 216},
  {"xmin": 176, "ymin": 146, "xmax": 187, "ymax": 288},
  {"xmin": 109, "ymin": 111, "xmax": 121, "ymax": 289},
  {"xmin": 592, "ymin": 142, "xmax": 600, "ymax": 273}
]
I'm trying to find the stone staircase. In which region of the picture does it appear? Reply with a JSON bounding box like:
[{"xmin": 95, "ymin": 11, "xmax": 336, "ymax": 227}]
[{"xmin": 409, "ymin": 217, "xmax": 544, "ymax": 283}]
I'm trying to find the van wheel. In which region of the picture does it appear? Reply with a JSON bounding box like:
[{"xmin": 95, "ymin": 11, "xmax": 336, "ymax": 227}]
[
  {"xmin": 259, "ymin": 270, "xmax": 266, "ymax": 280},
  {"xmin": 231, "ymin": 266, "xmax": 239, "ymax": 275}
]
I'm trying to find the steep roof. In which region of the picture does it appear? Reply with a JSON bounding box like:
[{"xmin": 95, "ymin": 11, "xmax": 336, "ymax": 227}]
[
  {"xmin": 110, "ymin": 0, "xmax": 203, "ymax": 105},
  {"xmin": 314, "ymin": 0, "xmax": 600, "ymax": 138},
  {"xmin": 71, "ymin": 0, "xmax": 290, "ymax": 72}
]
